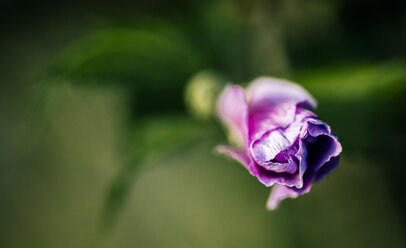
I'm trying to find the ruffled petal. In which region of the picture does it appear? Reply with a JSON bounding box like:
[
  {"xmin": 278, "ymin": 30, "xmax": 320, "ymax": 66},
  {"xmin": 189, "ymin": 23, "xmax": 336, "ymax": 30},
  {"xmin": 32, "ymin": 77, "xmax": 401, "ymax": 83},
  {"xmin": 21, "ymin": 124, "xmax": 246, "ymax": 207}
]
[
  {"xmin": 293, "ymin": 139, "xmax": 308, "ymax": 189},
  {"xmin": 249, "ymin": 161, "xmax": 303, "ymax": 188},
  {"xmin": 249, "ymin": 107, "xmax": 315, "ymax": 175},
  {"xmin": 264, "ymin": 139, "xmax": 308, "ymax": 210},
  {"xmin": 248, "ymin": 101, "xmax": 297, "ymax": 142},
  {"xmin": 247, "ymin": 77, "xmax": 317, "ymax": 111},
  {"xmin": 293, "ymin": 121, "xmax": 342, "ymax": 194},
  {"xmin": 314, "ymin": 156, "xmax": 340, "ymax": 182},
  {"xmin": 305, "ymin": 120, "xmax": 342, "ymax": 171},
  {"xmin": 264, "ymin": 120, "xmax": 342, "ymax": 210},
  {"xmin": 247, "ymin": 98, "xmax": 317, "ymax": 145},
  {"xmin": 217, "ymin": 85, "xmax": 249, "ymax": 146},
  {"xmin": 250, "ymin": 126, "xmax": 301, "ymax": 174}
]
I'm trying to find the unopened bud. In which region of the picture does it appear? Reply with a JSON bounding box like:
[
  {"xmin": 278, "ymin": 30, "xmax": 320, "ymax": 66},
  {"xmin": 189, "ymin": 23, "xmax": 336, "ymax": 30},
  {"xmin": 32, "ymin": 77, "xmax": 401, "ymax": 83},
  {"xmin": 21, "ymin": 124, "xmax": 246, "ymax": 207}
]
[{"xmin": 184, "ymin": 70, "xmax": 226, "ymax": 121}]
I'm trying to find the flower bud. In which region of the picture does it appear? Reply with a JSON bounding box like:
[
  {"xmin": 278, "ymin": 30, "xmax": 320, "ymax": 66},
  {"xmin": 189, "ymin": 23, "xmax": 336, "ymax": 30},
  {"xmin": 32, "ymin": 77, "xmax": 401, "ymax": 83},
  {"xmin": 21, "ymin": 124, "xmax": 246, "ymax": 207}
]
[{"xmin": 184, "ymin": 70, "xmax": 226, "ymax": 121}]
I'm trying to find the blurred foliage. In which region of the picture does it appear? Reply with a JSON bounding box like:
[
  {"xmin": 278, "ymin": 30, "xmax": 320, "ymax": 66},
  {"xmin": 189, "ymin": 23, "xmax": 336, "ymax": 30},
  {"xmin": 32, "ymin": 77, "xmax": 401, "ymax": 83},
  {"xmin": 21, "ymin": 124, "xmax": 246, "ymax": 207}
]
[
  {"xmin": 103, "ymin": 116, "xmax": 218, "ymax": 227},
  {"xmin": 297, "ymin": 61, "xmax": 406, "ymax": 101},
  {"xmin": 53, "ymin": 26, "xmax": 205, "ymax": 88}
]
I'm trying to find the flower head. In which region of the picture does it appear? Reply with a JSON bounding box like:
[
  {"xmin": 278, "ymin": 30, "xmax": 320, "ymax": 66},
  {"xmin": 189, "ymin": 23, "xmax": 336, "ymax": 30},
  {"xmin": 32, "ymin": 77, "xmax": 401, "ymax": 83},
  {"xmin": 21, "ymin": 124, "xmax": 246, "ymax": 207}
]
[{"xmin": 216, "ymin": 77, "xmax": 342, "ymax": 210}]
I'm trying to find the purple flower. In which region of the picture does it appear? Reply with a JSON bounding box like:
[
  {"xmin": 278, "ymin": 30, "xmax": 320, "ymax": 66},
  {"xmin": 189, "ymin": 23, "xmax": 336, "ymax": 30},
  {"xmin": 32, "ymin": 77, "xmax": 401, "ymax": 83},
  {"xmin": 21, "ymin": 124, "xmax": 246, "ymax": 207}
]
[{"xmin": 216, "ymin": 77, "xmax": 342, "ymax": 210}]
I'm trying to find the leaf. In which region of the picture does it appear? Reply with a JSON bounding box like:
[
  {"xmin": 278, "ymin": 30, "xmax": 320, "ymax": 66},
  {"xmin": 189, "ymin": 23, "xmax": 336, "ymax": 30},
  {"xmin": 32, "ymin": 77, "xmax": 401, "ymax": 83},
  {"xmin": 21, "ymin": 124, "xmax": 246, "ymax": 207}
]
[
  {"xmin": 52, "ymin": 24, "xmax": 206, "ymax": 89},
  {"xmin": 294, "ymin": 61, "xmax": 406, "ymax": 101},
  {"xmin": 102, "ymin": 116, "xmax": 216, "ymax": 228}
]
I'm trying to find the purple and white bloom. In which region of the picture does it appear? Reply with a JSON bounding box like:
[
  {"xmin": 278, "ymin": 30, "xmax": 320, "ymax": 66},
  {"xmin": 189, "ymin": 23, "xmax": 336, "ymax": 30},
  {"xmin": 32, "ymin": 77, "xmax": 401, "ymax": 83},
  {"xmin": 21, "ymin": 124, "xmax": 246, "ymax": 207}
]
[{"xmin": 216, "ymin": 77, "xmax": 342, "ymax": 210}]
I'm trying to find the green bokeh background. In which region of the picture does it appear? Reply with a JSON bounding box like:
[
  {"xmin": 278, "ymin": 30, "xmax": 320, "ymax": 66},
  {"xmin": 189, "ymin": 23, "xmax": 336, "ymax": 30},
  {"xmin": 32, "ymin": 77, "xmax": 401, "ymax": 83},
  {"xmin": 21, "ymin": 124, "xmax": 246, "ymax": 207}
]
[{"xmin": 1, "ymin": 0, "xmax": 406, "ymax": 247}]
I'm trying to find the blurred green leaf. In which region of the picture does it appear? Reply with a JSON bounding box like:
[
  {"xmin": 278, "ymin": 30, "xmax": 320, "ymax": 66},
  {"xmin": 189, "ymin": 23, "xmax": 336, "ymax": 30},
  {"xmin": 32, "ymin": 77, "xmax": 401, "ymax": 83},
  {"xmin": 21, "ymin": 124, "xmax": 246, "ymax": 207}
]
[
  {"xmin": 295, "ymin": 61, "xmax": 406, "ymax": 101},
  {"xmin": 103, "ymin": 116, "xmax": 218, "ymax": 227},
  {"xmin": 52, "ymin": 25, "xmax": 206, "ymax": 89}
]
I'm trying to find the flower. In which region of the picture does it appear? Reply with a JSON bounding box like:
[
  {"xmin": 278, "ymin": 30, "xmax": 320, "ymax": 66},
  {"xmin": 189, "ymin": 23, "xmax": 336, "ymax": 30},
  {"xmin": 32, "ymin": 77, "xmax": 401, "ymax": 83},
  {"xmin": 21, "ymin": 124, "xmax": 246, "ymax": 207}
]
[{"xmin": 216, "ymin": 77, "xmax": 342, "ymax": 210}]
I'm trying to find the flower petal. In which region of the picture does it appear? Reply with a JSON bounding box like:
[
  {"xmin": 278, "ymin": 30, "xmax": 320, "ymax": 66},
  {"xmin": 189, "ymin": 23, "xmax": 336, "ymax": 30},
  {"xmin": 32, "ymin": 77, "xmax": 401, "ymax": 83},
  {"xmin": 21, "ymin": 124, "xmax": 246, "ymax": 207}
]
[
  {"xmin": 249, "ymin": 107, "xmax": 314, "ymax": 174},
  {"xmin": 248, "ymin": 101, "xmax": 297, "ymax": 142},
  {"xmin": 249, "ymin": 161, "xmax": 303, "ymax": 188},
  {"xmin": 251, "ymin": 128, "xmax": 300, "ymax": 174},
  {"xmin": 266, "ymin": 184, "xmax": 299, "ymax": 210},
  {"xmin": 216, "ymin": 145, "xmax": 251, "ymax": 169},
  {"xmin": 247, "ymin": 77, "xmax": 317, "ymax": 111},
  {"xmin": 314, "ymin": 156, "xmax": 340, "ymax": 182},
  {"xmin": 293, "ymin": 122, "xmax": 342, "ymax": 194},
  {"xmin": 217, "ymin": 85, "xmax": 249, "ymax": 146},
  {"xmin": 265, "ymin": 140, "xmax": 308, "ymax": 210},
  {"xmin": 294, "ymin": 139, "xmax": 308, "ymax": 189},
  {"xmin": 305, "ymin": 121, "xmax": 342, "ymax": 171},
  {"xmin": 264, "ymin": 120, "xmax": 342, "ymax": 210}
]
